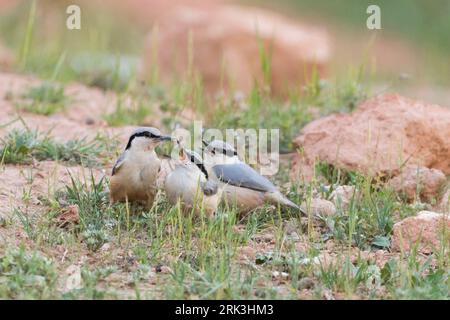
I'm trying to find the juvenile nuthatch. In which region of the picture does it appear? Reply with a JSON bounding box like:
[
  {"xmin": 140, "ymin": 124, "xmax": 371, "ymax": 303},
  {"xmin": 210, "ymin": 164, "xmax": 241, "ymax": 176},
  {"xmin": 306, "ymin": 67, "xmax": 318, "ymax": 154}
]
[
  {"xmin": 164, "ymin": 147, "xmax": 221, "ymax": 218},
  {"xmin": 203, "ymin": 140, "xmax": 305, "ymax": 214},
  {"xmin": 110, "ymin": 127, "xmax": 172, "ymax": 208}
]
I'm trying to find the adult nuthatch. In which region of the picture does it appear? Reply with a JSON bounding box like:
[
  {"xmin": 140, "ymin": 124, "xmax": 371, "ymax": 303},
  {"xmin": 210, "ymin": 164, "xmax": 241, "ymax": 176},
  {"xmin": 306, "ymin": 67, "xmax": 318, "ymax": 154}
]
[
  {"xmin": 110, "ymin": 127, "xmax": 172, "ymax": 208},
  {"xmin": 164, "ymin": 147, "xmax": 221, "ymax": 218},
  {"xmin": 203, "ymin": 140, "xmax": 305, "ymax": 214}
]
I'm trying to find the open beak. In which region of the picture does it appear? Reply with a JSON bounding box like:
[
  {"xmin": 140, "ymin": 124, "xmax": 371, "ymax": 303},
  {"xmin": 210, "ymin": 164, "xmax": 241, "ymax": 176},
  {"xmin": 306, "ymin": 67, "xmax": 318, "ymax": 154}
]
[{"xmin": 178, "ymin": 147, "xmax": 187, "ymax": 160}]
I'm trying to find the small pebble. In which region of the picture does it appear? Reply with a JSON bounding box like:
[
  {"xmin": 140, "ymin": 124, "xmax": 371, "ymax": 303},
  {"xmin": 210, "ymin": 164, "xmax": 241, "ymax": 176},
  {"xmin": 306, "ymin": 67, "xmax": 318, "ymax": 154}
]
[{"xmin": 298, "ymin": 277, "xmax": 315, "ymax": 290}]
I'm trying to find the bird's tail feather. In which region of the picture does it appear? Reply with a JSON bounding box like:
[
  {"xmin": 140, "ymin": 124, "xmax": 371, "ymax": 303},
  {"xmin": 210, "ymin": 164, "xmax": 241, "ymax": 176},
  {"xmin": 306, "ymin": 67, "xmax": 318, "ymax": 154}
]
[{"xmin": 267, "ymin": 192, "xmax": 306, "ymax": 215}]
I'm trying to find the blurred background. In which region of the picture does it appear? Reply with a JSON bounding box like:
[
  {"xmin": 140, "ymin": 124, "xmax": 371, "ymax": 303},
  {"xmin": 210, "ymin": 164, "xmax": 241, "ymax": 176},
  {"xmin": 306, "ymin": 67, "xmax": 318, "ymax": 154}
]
[{"xmin": 0, "ymin": 0, "xmax": 449, "ymax": 104}]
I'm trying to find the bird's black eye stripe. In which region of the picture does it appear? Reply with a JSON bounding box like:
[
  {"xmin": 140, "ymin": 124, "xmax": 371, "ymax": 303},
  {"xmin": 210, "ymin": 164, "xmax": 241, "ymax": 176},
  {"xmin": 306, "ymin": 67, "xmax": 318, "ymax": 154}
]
[
  {"xmin": 215, "ymin": 148, "xmax": 237, "ymax": 157},
  {"xmin": 142, "ymin": 132, "xmax": 158, "ymax": 138},
  {"xmin": 125, "ymin": 131, "xmax": 159, "ymax": 149},
  {"xmin": 189, "ymin": 154, "xmax": 209, "ymax": 179}
]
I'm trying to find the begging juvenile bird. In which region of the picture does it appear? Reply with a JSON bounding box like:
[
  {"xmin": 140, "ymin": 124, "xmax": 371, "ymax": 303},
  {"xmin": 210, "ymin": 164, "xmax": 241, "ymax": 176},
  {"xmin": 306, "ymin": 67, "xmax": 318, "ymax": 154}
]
[
  {"xmin": 203, "ymin": 139, "xmax": 305, "ymax": 214},
  {"xmin": 110, "ymin": 127, "xmax": 172, "ymax": 208},
  {"xmin": 164, "ymin": 147, "xmax": 221, "ymax": 218}
]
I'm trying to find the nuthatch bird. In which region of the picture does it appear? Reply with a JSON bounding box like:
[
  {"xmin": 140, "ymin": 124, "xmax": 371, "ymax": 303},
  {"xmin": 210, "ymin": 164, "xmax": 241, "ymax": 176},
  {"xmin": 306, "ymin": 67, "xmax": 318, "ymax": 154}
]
[
  {"xmin": 164, "ymin": 147, "xmax": 221, "ymax": 218},
  {"xmin": 110, "ymin": 127, "xmax": 172, "ymax": 208},
  {"xmin": 203, "ymin": 140, "xmax": 305, "ymax": 214}
]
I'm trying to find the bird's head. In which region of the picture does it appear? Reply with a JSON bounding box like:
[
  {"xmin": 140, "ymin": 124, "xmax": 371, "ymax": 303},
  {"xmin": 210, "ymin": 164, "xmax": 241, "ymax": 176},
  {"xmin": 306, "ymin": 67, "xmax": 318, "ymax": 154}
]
[
  {"xmin": 176, "ymin": 147, "xmax": 209, "ymax": 179},
  {"xmin": 125, "ymin": 127, "xmax": 172, "ymax": 151},
  {"xmin": 202, "ymin": 139, "xmax": 239, "ymax": 165}
]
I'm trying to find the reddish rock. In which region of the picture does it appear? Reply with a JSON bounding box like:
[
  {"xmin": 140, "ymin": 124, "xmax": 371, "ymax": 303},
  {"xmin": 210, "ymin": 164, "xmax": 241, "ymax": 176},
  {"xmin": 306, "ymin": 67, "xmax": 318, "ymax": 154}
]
[
  {"xmin": 388, "ymin": 165, "xmax": 446, "ymax": 203},
  {"xmin": 88, "ymin": 0, "xmax": 221, "ymax": 26},
  {"xmin": 392, "ymin": 211, "xmax": 450, "ymax": 254},
  {"xmin": 141, "ymin": 3, "xmax": 330, "ymax": 96},
  {"xmin": 300, "ymin": 198, "xmax": 336, "ymax": 217},
  {"xmin": 291, "ymin": 94, "xmax": 450, "ymax": 181},
  {"xmin": 330, "ymin": 185, "xmax": 356, "ymax": 210}
]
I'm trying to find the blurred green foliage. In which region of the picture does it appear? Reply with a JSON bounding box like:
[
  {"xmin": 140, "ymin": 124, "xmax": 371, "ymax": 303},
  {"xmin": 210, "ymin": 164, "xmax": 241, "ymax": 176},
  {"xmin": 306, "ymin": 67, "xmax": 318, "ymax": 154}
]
[
  {"xmin": 247, "ymin": 0, "xmax": 450, "ymax": 84},
  {"xmin": 252, "ymin": 0, "xmax": 450, "ymax": 53},
  {"xmin": 0, "ymin": 0, "xmax": 143, "ymax": 85}
]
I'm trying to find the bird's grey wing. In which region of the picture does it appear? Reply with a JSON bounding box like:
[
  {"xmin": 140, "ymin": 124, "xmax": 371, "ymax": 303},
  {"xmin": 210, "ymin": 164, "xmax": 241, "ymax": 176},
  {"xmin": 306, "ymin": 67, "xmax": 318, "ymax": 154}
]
[
  {"xmin": 212, "ymin": 163, "xmax": 277, "ymax": 193},
  {"xmin": 111, "ymin": 152, "xmax": 127, "ymax": 176}
]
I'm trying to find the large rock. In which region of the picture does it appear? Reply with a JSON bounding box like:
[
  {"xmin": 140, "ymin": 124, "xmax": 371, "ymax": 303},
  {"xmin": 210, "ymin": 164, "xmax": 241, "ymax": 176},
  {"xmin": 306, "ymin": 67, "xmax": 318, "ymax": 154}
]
[
  {"xmin": 291, "ymin": 94, "xmax": 450, "ymax": 181},
  {"xmin": 141, "ymin": 3, "xmax": 330, "ymax": 96},
  {"xmin": 88, "ymin": 0, "xmax": 220, "ymax": 26},
  {"xmin": 392, "ymin": 211, "xmax": 450, "ymax": 254},
  {"xmin": 388, "ymin": 165, "xmax": 446, "ymax": 203}
]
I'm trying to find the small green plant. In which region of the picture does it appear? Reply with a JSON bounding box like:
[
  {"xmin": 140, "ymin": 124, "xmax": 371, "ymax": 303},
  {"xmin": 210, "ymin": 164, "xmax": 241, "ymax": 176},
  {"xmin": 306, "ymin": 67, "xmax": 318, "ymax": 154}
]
[
  {"xmin": 62, "ymin": 266, "xmax": 116, "ymax": 299},
  {"xmin": 36, "ymin": 136, "xmax": 107, "ymax": 167},
  {"xmin": 381, "ymin": 255, "xmax": 449, "ymax": 300},
  {"xmin": 314, "ymin": 161, "xmax": 359, "ymax": 186},
  {"xmin": 0, "ymin": 128, "xmax": 41, "ymax": 164},
  {"xmin": 18, "ymin": 82, "xmax": 68, "ymax": 115},
  {"xmin": 303, "ymin": 65, "xmax": 368, "ymax": 114},
  {"xmin": 316, "ymin": 256, "xmax": 382, "ymax": 297},
  {"xmin": 0, "ymin": 247, "xmax": 58, "ymax": 299},
  {"xmin": 13, "ymin": 207, "xmax": 38, "ymax": 241},
  {"xmin": 61, "ymin": 173, "xmax": 113, "ymax": 251},
  {"xmin": 324, "ymin": 176, "xmax": 395, "ymax": 249},
  {"xmin": 0, "ymin": 128, "xmax": 110, "ymax": 166}
]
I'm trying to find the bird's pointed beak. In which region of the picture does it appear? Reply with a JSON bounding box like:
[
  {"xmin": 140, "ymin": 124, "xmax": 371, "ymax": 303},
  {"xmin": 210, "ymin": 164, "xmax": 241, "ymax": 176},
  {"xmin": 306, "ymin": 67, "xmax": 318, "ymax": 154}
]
[
  {"xmin": 159, "ymin": 135, "xmax": 173, "ymax": 141},
  {"xmin": 202, "ymin": 139, "xmax": 209, "ymax": 147}
]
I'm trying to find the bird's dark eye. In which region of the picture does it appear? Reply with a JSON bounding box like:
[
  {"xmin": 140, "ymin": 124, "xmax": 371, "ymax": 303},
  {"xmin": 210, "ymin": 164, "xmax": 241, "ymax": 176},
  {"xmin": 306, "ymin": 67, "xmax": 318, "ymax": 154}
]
[
  {"xmin": 211, "ymin": 149, "xmax": 216, "ymax": 155},
  {"xmin": 145, "ymin": 132, "xmax": 157, "ymax": 139}
]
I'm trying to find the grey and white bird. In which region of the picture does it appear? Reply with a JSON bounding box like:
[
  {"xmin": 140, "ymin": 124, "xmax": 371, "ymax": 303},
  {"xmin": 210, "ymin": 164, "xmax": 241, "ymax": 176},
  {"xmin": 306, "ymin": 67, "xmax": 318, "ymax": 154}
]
[
  {"xmin": 203, "ymin": 139, "xmax": 305, "ymax": 214},
  {"xmin": 164, "ymin": 147, "xmax": 221, "ymax": 218},
  {"xmin": 110, "ymin": 127, "xmax": 172, "ymax": 208}
]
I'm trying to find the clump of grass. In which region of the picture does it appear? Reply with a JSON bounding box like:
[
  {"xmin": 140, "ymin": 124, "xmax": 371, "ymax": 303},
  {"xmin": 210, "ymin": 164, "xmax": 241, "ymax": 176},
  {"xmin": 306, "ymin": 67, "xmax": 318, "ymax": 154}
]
[
  {"xmin": 316, "ymin": 257, "xmax": 382, "ymax": 296},
  {"xmin": 59, "ymin": 173, "xmax": 119, "ymax": 251},
  {"xmin": 37, "ymin": 136, "xmax": 107, "ymax": 167},
  {"xmin": 302, "ymin": 66, "xmax": 368, "ymax": 114},
  {"xmin": 0, "ymin": 247, "xmax": 58, "ymax": 299},
  {"xmin": 69, "ymin": 53, "xmax": 138, "ymax": 92},
  {"xmin": 13, "ymin": 207, "xmax": 38, "ymax": 241},
  {"xmin": 18, "ymin": 82, "xmax": 68, "ymax": 115},
  {"xmin": 314, "ymin": 162, "xmax": 360, "ymax": 186},
  {"xmin": 323, "ymin": 176, "xmax": 395, "ymax": 249},
  {"xmin": 0, "ymin": 128, "xmax": 41, "ymax": 164},
  {"xmin": 384, "ymin": 256, "xmax": 449, "ymax": 300},
  {"xmin": 63, "ymin": 266, "xmax": 117, "ymax": 299},
  {"xmin": 0, "ymin": 128, "xmax": 109, "ymax": 166},
  {"xmin": 104, "ymin": 97, "xmax": 152, "ymax": 126}
]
